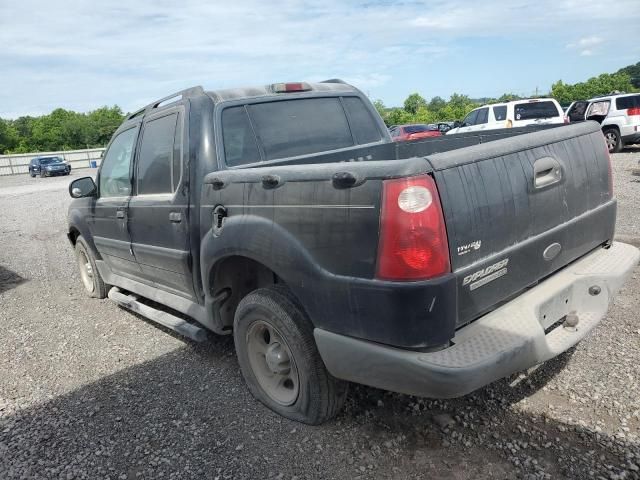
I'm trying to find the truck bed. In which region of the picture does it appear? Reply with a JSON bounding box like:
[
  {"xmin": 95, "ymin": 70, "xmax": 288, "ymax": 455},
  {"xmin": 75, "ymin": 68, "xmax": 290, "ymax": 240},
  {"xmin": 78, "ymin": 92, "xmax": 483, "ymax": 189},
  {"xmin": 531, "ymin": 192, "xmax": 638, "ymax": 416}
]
[{"xmin": 202, "ymin": 121, "xmax": 613, "ymax": 348}]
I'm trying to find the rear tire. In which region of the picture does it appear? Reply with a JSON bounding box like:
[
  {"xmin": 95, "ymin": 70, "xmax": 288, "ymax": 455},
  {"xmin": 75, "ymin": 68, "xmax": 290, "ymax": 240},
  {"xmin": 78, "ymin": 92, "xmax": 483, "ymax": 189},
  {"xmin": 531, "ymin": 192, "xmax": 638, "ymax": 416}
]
[
  {"xmin": 603, "ymin": 128, "xmax": 622, "ymax": 153},
  {"xmin": 75, "ymin": 236, "xmax": 108, "ymax": 298},
  {"xmin": 234, "ymin": 285, "xmax": 348, "ymax": 425}
]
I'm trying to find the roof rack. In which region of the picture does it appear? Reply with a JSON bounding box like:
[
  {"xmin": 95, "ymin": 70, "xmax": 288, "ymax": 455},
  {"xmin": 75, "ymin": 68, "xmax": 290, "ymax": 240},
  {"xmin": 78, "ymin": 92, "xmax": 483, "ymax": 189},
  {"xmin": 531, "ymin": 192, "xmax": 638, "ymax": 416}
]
[
  {"xmin": 127, "ymin": 85, "xmax": 204, "ymax": 120},
  {"xmin": 321, "ymin": 78, "xmax": 347, "ymax": 84}
]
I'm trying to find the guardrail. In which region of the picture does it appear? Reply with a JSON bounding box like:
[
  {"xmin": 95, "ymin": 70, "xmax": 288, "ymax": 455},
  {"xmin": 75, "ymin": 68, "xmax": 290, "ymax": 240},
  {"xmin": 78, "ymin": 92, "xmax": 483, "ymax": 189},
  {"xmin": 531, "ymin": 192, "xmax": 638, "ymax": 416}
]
[{"xmin": 0, "ymin": 148, "xmax": 105, "ymax": 176}]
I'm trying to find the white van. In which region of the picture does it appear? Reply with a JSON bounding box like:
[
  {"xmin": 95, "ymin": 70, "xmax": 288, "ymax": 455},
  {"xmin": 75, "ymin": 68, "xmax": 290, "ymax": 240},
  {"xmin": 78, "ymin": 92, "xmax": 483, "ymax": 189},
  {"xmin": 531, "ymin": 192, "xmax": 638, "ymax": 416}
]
[{"xmin": 447, "ymin": 98, "xmax": 566, "ymax": 135}]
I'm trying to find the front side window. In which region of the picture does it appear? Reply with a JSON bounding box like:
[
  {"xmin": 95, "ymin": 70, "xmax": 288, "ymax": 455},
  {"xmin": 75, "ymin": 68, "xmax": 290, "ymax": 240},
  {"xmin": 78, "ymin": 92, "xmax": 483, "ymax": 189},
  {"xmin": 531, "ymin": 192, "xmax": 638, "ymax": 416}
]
[
  {"xmin": 136, "ymin": 113, "xmax": 179, "ymax": 195},
  {"xmin": 567, "ymin": 101, "xmax": 589, "ymax": 122},
  {"xmin": 475, "ymin": 108, "xmax": 489, "ymax": 124},
  {"xmin": 99, "ymin": 127, "xmax": 138, "ymax": 198},
  {"xmin": 462, "ymin": 110, "xmax": 478, "ymax": 126}
]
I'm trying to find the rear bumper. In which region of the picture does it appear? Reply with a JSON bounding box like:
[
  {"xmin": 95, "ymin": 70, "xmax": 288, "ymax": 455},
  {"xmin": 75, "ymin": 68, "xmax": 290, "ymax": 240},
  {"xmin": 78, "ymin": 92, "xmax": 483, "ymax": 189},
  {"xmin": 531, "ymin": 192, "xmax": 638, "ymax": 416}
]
[{"xmin": 315, "ymin": 242, "xmax": 640, "ymax": 398}]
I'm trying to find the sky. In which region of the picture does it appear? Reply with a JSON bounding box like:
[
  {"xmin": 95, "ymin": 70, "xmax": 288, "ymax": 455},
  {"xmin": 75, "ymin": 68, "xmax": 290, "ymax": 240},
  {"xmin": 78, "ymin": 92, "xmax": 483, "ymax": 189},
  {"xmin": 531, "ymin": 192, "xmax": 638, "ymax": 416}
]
[{"xmin": 1, "ymin": 0, "xmax": 639, "ymax": 118}]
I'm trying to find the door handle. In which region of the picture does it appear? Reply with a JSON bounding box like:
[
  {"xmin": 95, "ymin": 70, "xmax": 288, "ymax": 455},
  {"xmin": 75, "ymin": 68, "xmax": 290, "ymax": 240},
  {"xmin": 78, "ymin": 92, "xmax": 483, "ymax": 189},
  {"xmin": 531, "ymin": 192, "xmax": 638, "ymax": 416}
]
[
  {"xmin": 116, "ymin": 209, "xmax": 125, "ymax": 219},
  {"xmin": 533, "ymin": 157, "xmax": 562, "ymax": 189},
  {"xmin": 169, "ymin": 212, "xmax": 182, "ymax": 223}
]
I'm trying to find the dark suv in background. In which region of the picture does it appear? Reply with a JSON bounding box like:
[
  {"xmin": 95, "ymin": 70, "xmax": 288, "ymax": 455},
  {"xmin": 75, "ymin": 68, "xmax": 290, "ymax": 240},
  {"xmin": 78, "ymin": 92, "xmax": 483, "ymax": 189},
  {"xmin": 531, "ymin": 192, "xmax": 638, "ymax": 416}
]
[{"xmin": 29, "ymin": 156, "xmax": 71, "ymax": 177}]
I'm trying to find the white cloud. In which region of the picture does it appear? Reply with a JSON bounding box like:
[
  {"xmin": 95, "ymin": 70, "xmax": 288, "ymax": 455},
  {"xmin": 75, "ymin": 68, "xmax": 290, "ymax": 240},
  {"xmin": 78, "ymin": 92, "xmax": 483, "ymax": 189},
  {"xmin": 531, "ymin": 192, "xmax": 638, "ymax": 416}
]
[
  {"xmin": 580, "ymin": 49, "xmax": 593, "ymax": 57},
  {"xmin": 0, "ymin": 0, "xmax": 639, "ymax": 116}
]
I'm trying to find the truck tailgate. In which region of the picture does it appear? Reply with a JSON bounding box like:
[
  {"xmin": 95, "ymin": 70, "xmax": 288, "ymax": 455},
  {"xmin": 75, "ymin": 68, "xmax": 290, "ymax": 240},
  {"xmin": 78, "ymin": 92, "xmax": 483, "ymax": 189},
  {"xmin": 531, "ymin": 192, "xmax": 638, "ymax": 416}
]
[{"xmin": 427, "ymin": 122, "xmax": 615, "ymax": 327}]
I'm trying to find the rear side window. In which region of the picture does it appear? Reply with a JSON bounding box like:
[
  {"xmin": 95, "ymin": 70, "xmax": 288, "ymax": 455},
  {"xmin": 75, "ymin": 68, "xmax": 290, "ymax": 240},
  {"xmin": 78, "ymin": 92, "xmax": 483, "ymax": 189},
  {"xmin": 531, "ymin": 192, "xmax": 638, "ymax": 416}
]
[
  {"xmin": 513, "ymin": 101, "xmax": 560, "ymax": 120},
  {"xmin": 137, "ymin": 113, "xmax": 179, "ymax": 195},
  {"xmin": 475, "ymin": 108, "xmax": 489, "ymax": 124},
  {"xmin": 249, "ymin": 98, "xmax": 352, "ymax": 161},
  {"xmin": 616, "ymin": 95, "xmax": 640, "ymax": 110},
  {"xmin": 493, "ymin": 106, "xmax": 507, "ymax": 121},
  {"xmin": 342, "ymin": 97, "xmax": 381, "ymax": 144}
]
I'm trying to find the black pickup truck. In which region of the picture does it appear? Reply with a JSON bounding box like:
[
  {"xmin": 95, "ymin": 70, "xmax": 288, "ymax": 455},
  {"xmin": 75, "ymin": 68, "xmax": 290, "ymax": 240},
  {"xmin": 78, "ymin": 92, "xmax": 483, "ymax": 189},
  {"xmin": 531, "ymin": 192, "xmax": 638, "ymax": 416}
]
[{"xmin": 67, "ymin": 81, "xmax": 639, "ymax": 424}]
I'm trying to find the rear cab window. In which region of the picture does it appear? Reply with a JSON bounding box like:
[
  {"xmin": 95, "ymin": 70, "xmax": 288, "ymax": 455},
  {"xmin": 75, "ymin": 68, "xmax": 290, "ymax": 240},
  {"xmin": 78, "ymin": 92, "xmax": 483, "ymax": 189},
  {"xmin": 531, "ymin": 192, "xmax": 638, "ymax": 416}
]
[
  {"xmin": 513, "ymin": 101, "xmax": 560, "ymax": 120},
  {"xmin": 221, "ymin": 96, "xmax": 382, "ymax": 166}
]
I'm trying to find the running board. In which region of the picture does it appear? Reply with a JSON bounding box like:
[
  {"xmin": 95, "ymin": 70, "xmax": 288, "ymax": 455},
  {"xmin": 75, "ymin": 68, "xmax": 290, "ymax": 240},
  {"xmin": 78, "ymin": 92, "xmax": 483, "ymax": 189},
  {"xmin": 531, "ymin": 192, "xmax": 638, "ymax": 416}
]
[{"xmin": 108, "ymin": 287, "xmax": 208, "ymax": 342}]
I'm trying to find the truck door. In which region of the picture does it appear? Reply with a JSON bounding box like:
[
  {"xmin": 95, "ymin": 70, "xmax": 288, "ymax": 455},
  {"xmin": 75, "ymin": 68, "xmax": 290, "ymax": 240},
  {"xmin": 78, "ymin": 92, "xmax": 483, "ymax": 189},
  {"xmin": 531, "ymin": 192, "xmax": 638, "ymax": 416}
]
[
  {"xmin": 127, "ymin": 108, "xmax": 194, "ymax": 299},
  {"xmin": 91, "ymin": 125, "xmax": 142, "ymax": 280}
]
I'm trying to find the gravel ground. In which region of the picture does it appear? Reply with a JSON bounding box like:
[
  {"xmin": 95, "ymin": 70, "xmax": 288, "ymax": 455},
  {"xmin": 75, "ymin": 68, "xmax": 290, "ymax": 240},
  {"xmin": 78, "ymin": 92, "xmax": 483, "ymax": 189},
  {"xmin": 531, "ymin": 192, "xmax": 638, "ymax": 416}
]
[{"xmin": 0, "ymin": 152, "xmax": 639, "ymax": 480}]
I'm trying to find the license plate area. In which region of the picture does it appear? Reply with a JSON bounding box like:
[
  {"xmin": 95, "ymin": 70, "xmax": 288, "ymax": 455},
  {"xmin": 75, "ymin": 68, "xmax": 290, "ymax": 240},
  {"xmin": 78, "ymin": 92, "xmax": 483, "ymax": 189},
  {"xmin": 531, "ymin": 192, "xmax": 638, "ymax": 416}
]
[{"xmin": 538, "ymin": 286, "xmax": 572, "ymax": 330}]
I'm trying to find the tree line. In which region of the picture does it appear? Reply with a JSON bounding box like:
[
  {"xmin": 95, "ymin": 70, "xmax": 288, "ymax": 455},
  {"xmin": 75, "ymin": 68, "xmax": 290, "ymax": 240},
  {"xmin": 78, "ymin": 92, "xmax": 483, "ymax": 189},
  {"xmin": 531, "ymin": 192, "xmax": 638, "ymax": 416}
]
[
  {"xmin": 1, "ymin": 62, "xmax": 638, "ymax": 155},
  {"xmin": 374, "ymin": 62, "xmax": 639, "ymax": 127},
  {"xmin": 0, "ymin": 106, "xmax": 125, "ymax": 155}
]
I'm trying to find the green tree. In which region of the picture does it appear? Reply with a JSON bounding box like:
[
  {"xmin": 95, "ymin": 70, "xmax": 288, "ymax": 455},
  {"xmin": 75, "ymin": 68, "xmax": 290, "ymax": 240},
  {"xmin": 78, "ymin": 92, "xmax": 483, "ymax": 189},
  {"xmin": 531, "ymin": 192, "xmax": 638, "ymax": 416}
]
[
  {"xmin": 550, "ymin": 73, "xmax": 637, "ymax": 104},
  {"xmin": 403, "ymin": 93, "xmax": 427, "ymax": 114},
  {"xmin": 617, "ymin": 62, "xmax": 640, "ymax": 88},
  {"xmin": 87, "ymin": 106, "xmax": 125, "ymax": 146}
]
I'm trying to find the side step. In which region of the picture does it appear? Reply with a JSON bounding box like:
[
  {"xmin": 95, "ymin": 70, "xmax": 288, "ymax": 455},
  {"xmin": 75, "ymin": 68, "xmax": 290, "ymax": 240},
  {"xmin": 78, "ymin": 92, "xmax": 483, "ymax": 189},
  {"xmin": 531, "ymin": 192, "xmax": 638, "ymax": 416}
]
[{"xmin": 108, "ymin": 287, "xmax": 208, "ymax": 342}]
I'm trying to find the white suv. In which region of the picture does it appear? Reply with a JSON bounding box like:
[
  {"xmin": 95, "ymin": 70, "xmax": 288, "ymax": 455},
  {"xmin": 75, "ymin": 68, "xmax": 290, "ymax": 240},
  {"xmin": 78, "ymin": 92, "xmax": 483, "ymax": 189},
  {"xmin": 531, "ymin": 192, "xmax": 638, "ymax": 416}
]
[
  {"xmin": 566, "ymin": 93, "xmax": 640, "ymax": 153},
  {"xmin": 447, "ymin": 98, "xmax": 565, "ymax": 135}
]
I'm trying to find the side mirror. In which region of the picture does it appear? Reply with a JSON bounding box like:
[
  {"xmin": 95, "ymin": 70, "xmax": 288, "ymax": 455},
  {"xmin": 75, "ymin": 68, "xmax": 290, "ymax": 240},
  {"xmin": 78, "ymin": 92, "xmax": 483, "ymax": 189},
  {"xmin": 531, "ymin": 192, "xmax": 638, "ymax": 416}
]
[
  {"xmin": 453, "ymin": 120, "xmax": 462, "ymax": 128},
  {"xmin": 69, "ymin": 177, "xmax": 97, "ymax": 198}
]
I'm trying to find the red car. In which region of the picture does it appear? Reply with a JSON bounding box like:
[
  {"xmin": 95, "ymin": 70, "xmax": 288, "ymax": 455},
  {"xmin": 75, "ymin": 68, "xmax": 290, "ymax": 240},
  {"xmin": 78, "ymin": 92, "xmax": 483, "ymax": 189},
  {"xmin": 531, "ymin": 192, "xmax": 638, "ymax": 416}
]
[{"xmin": 389, "ymin": 124, "xmax": 442, "ymax": 142}]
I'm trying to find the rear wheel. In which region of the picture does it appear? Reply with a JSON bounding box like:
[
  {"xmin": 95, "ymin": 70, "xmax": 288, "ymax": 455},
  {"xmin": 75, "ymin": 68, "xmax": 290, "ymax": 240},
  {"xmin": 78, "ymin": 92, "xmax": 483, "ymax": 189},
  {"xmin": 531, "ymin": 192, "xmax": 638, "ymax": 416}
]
[
  {"xmin": 603, "ymin": 128, "xmax": 622, "ymax": 153},
  {"xmin": 75, "ymin": 236, "xmax": 108, "ymax": 298},
  {"xmin": 234, "ymin": 285, "xmax": 348, "ymax": 424}
]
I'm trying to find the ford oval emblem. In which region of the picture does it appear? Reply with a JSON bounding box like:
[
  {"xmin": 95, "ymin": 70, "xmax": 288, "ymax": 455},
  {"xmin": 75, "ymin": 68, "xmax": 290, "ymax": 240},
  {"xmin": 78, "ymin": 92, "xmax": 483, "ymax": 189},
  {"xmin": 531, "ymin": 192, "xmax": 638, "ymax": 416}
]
[{"xmin": 543, "ymin": 242, "xmax": 562, "ymax": 261}]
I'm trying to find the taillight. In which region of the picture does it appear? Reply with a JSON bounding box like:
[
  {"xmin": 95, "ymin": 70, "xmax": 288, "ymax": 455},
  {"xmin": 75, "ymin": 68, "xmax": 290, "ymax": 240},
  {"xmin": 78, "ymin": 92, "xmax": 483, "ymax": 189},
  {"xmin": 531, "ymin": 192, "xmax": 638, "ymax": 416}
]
[
  {"xmin": 628, "ymin": 107, "xmax": 640, "ymax": 116},
  {"xmin": 564, "ymin": 115, "xmax": 569, "ymax": 124},
  {"xmin": 506, "ymin": 119, "xmax": 513, "ymax": 128},
  {"xmin": 376, "ymin": 175, "xmax": 450, "ymax": 281}
]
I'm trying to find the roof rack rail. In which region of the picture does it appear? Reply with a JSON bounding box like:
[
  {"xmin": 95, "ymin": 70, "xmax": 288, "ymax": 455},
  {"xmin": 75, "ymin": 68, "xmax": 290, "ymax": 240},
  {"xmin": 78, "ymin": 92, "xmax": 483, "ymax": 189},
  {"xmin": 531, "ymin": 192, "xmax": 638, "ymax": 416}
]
[
  {"xmin": 127, "ymin": 85, "xmax": 204, "ymax": 120},
  {"xmin": 321, "ymin": 78, "xmax": 347, "ymax": 84}
]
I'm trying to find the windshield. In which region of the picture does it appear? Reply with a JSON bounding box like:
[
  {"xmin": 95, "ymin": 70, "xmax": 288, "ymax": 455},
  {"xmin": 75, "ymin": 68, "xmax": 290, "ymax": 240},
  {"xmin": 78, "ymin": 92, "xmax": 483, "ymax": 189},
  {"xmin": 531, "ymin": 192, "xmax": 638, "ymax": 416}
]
[
  {"xmin": 39, "ymin": 157, "xmax": 63, "ymax": 165},
  {"xmin": 404, "ymin": 124, "xmax": 437, "ymax": 134}
]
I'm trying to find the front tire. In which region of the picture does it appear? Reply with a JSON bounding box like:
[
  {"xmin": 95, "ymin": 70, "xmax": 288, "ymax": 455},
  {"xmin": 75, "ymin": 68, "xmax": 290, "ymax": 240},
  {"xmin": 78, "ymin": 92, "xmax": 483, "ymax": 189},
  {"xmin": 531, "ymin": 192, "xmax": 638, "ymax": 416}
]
[
  {"xmin": 75, "ymin": 236, "xmax": 108, "ymax": 298},
  {"xmin": 40, "ymin": 170, "xmax": 46, "ymax": 178},
  {"xmin": 234, "ymin": 285, "xmax": 348, "ymax": 425},
  {"xmin": 603, "ymin": 128, "xmax": 622, "ymax": 153}
]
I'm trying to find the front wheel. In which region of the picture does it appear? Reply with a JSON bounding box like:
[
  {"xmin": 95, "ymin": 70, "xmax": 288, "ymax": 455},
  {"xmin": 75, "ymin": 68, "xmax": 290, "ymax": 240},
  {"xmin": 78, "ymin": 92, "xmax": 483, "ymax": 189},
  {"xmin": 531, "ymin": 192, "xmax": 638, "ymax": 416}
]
[
  {"xmin": 234, "ymin": 285, "xmax": 348, "ymax": 424},
  {"xmin": 40, "ymin": 170, "xmax": 47, "ymax": 178},
  {"xmin": 75, "ymin": 236, "xmax": 108, "ymax": 298},
  {"xmin": 603, "ymin": 128, "xmax": 622, "ymax": 153}
]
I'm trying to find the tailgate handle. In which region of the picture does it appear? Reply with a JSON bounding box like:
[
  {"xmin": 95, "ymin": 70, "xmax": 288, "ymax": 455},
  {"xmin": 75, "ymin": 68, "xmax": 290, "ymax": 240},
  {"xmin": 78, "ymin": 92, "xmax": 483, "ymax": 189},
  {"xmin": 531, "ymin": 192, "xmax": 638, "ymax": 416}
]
[{"xmin": 533, "ymin": 157, "xmax": 562, "ymax": 189}]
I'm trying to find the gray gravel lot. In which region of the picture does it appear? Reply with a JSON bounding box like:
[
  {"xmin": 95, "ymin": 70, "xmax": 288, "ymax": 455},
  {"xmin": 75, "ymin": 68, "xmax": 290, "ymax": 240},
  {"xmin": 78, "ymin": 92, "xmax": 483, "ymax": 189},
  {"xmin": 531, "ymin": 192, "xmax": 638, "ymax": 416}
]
[{"xmin": 0, "ymin": 152, "xmax": 639, "ymax": 480}]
